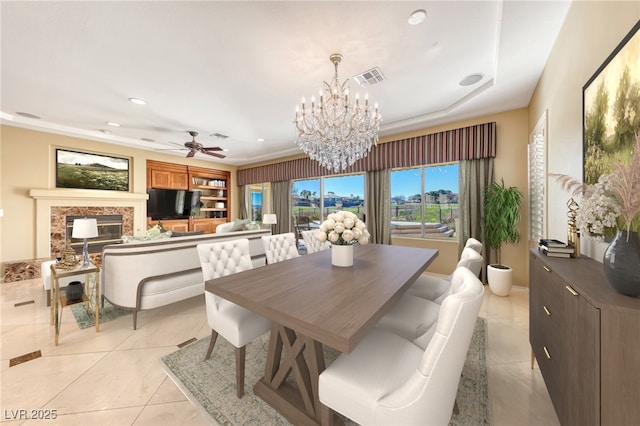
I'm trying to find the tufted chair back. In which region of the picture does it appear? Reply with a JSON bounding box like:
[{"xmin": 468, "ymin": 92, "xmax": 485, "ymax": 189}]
[
  {"xmin": 196, "ymin": 238, "xmax": 271, "ymax": 398},
  {"xmin": 457, "ymin": 246, "xmax": 483, "ymax": 278},
  {"xmin": 375, "ymin": 267, "xmax": 484, "ymax": 424},
  {"xmin": 301, "ymin": 229, "xmax": 330, "ymax": 254},
  {"xmin": 262, "ymin": 233, "xmax": 300, "ymax": 264},
  {"xmin": 198, "ymin": 238, "xmax": 253, "ymax": 280},
  {"xmin": 197, "ymin": 239, "xmax": 253, "ymax": 317},
  {"xmin": 464, "ymin": 237, "xmax": 484, "ymax": 255}
]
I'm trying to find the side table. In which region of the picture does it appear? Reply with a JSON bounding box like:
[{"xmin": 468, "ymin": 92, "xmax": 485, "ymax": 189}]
[{"xmin": 50, "ymin": 262, "xmax": 100, "ymax": 345}]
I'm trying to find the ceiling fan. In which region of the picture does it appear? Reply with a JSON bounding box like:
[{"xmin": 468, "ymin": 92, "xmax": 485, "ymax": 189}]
[{"xmin": 180, "ymin": 131, "xmax": 226, "ymax": 159}]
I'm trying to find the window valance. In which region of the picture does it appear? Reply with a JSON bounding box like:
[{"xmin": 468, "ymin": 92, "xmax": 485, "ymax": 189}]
[{"xmin": 237, "ymin": 121, "xmax": 496, "ymax": 186}]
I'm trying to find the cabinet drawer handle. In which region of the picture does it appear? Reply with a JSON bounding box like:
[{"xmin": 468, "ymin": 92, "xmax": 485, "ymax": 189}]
[
  {"xmin": 543, "ymin": 306, "xmax": 551, "ymax": 316},
  {"xmin": 543, "ymin": 266, "xmax": 551, "ymax": 272},
  {"xmin": 565, "ymin": 285, "xmax": 579, "ymax": 296},
  {"xmin": 543, "ymin": 346, "xmax": 551, "ymax": 359}
]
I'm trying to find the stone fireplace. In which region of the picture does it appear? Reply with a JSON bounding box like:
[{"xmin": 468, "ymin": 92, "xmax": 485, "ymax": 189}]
[
  {"xmin": 1, "ymin": 189, "xmax": 147, "ymax": 283},
  {"xmin": 52, "ymin": 207, "xmax": 133, "ymax": 263},
  {"xmin": 65, "ymin": 214, "xmax": 124, "ymax": 255}
]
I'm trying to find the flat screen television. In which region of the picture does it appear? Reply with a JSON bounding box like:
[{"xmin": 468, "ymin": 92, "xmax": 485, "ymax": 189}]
[{"xmin": 146, "ymin": 188, "xmax": 201, "ymax": 220}]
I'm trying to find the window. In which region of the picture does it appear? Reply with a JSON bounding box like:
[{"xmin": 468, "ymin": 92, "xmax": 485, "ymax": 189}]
[
  {"xmin": 248, "ymin": 183, "xmax": 270, "ymax": 222},
  {"xmin": 291, "ymin": 174, "xmax": 365, "ymax": 231},
  {"xmin": 323, "ymin": 174, "xmax": 365, "ymax": 220},
  {"xmin": 390, "ymin": 163, "xmax": 459, "ymax": 239}
]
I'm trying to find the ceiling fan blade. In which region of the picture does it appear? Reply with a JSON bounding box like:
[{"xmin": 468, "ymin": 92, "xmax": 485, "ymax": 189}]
[
  {"xmin": 203, "ymin": 150, "xmax": 226, "ymax": 159},
  {"xmin": 186, "ymin": 150, "xmax": 196, "ymax": 158},
  {"xmin": 201, "ymin": 147, "xmax": 223, "ymax": 152}
]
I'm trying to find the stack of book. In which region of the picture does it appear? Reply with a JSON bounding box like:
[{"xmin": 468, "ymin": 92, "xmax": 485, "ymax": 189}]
[{"xmin": 539, "ymin": 239, "xmax": 574, "ymax": 258}]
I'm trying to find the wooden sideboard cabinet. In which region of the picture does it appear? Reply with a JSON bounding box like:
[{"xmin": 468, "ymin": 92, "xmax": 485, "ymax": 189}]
[{"xmin": 529, "ymin": 249, "xmax": 640, "ymax": 425}]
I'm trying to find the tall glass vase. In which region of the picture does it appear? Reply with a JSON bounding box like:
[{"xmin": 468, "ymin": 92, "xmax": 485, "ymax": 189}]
[
  {"xmin": 331, "ymin": 244, "xmax": 354, "ymax": 267},
  {"xmin": 603, "ymin": 230, "xmax": 640, "ymax": 297}
]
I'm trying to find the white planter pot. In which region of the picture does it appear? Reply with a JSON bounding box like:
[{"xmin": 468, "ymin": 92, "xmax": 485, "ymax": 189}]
[
  {"xmin": 487, "ymin": 264, "xmax": 512, "ymax": 296},
  {"xmin": 331, "ymin": 244, "xmax": 353, "ymax": 267}
]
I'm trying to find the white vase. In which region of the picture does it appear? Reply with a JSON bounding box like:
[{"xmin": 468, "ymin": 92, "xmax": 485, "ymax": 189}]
[
  {"xmin": 331, "ymin": 244, "xmax": 354, "ymax": 267},
  {"xmin": 487, "ymin": 264, "xmax": 512, "ymax": 296}
]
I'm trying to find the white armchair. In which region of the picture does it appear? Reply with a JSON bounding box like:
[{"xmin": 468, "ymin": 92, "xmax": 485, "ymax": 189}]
[
  {"xmin": 261, "ymin": 233, "xmax": 300, "ymax": 264},
  {"xmin": 197, "ymin": 239, "xmax": 271, "ymax": 398},
  {"xmin": 319, "ymin": 267, "xmax": 484, "ymax": 425},
  {"xmin": 406, "ymin": 246, "xmax": 483, "ymax": 304},
  {"xmin": 301, "ymin": 229, "xmax": 330, "ymax": 254}
]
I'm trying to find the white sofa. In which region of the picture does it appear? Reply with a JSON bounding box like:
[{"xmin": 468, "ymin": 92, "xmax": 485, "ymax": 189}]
[{"xmin": 100, "ymin": 229, "xmax": 270, "ymax": 329}]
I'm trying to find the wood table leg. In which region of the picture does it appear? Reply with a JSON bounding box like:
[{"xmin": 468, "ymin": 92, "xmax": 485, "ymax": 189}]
[{"xmin": 254, "ymin": 323, "xmax": 342, "ymax": 426}]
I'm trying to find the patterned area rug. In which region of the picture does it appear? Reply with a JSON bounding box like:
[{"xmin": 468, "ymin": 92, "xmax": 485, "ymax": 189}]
[
  {"xmin": 161, "ymin": 317, "xmax": 489, "ymax": 425},
  {"xmin": 71, "ymin": 300, "xmax": 131, "ymax": 329}
]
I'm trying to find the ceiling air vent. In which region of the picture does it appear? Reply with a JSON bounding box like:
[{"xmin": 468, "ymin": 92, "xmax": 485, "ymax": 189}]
[
  {"xmin": 353, "ymin": 67, "xmax": 386, "ymax": 87},
  {"xmin": 210, "ymin": 132, "xmax": 229, "ymax": 139}
]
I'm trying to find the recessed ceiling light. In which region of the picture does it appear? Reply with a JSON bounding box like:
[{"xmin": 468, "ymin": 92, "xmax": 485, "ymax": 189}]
[
  {"xmin": 459, "ymin": 74, "xmax": 484, "ymax": 86},
  {"xmin": 141, "ymin": 137, "xmax": 155, "ymax": 142},
  {"xmin": 257, "ymin": 138, "xmax": 265, "ymax": 142},
  {"xmin": 16, "ymin": 111, "xmax": 41, "ymax": 119},
  {"xmin": 408, "ymin": 9, "xmax": 427, "ymax": 25},
  {"xmin": 129, "ymin": 97, "xmax": 146, "ymax": 105},
  {"xmin": 99, "ymin": 129, "xmax": 111, "ymax": 134},
  {"xmin": 106, "ymin": 121, "xmax": 121, "ymax": 127}
]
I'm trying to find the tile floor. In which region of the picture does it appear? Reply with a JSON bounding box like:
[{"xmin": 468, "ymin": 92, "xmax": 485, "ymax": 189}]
[{"xmin": 1, "ymin": 278, "xmax": 560, "ymax": 425}]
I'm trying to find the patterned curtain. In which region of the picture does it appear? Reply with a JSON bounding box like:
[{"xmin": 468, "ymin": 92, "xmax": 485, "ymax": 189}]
[{"xmin": 238, "ymin": 122, "xmax": 496, "ymax": 185}]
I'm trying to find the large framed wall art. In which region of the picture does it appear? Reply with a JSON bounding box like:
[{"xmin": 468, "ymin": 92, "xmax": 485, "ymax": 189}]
[
  {"xmin": 56, "ymin": 148, "xmax": 130, "ymax": 191},
  {"xmin": 583, "ymin": 20, "xmax": 640, "ymax": 185}
]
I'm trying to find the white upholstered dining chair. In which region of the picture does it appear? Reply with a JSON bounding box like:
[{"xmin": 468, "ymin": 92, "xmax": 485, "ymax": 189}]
[
  {"xmin": 261, "ymin": 232, "xmax": 300, "ymax": 264},
  {"xmin": 406, "ymin": 246, "xmax": 483, "ymax": 304},
  {"xmin": 319, "ymin": 266, "xmax": 484, "ymax": 425},
  {"xmin": 301, "ymin": 229, "xmax": 330, "ymax": 254},
  {"xmin": 196, "ymin": 239, "xmax": 271, "ymax": 398},
  {"xmin": 464, "ymin": 237, "xmax": 484, "ymax": 255}
]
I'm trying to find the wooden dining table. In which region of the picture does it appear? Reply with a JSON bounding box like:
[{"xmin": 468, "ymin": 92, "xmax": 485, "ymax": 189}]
[{"xmin": 205, "ymin": 243, "xmax": 438, "ymax": 425}]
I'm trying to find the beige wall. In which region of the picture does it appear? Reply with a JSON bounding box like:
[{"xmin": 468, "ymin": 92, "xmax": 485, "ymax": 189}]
[
  {"xmin": 529, "ymin": 1, "xmax": 640, "ymax": 259},
  {"xmin": 0, "ymin": 125, "xmax": 236, "ymax": 262}
]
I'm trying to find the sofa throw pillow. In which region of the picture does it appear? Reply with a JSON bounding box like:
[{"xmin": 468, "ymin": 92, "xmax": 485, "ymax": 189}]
[
  {"xmin": 230, "ymin": 219, "xmax": 250, "ymax": 232},
  {"xmin": 121, "ymin": 224, "xmax": 172, "ymax": 243}
]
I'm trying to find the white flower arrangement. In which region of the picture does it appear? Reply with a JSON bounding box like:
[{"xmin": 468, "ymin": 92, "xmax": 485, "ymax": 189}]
[
  {"xmin": 316, "ymin": 211, "xmax": 370, "ymax": 245},
  {"xmin": 552, "ymin": 132, "xmax": 640, "ymax": 240}
]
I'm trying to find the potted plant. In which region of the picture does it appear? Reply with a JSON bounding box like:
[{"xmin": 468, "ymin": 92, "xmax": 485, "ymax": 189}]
[{"xmin": 482, "ymin": 178, "xmax": 523, "ymax": 296}]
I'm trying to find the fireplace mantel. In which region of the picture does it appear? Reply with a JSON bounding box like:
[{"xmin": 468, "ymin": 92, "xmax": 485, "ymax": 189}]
[
  {"xmin": 30, "ymin": 189, "xmax": 148, "ymax": 202},
  {"xmin": 30, "ymin": 189, "xmax": 148, "ymax": 258}
]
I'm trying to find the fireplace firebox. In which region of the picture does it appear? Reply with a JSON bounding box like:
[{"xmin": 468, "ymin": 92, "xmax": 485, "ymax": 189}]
[{"xmin": 65, "ymin": 215, "xmax": 123, "ymax": 255}]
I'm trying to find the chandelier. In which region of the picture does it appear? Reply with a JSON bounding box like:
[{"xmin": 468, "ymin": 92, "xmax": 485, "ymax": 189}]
[{"xmin": 294, "ymin": 53, "xmax": 382, "ymax": 173}]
